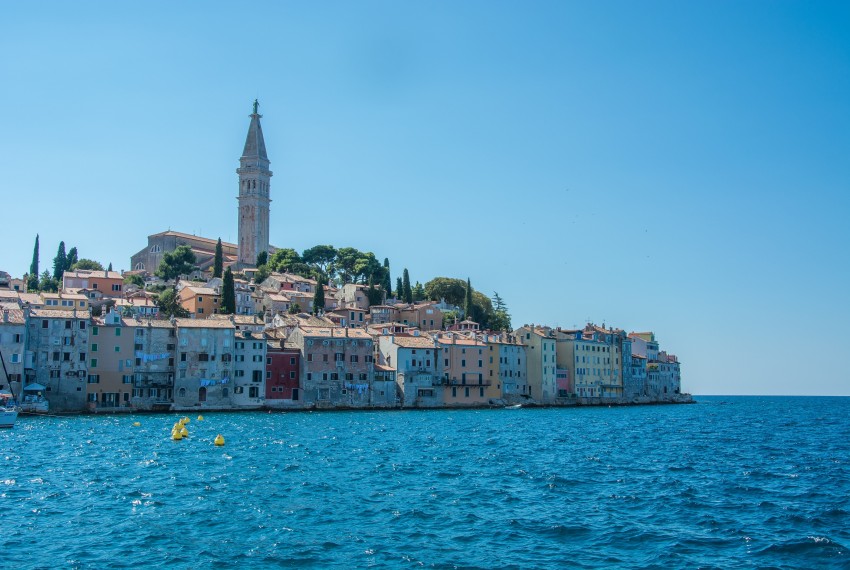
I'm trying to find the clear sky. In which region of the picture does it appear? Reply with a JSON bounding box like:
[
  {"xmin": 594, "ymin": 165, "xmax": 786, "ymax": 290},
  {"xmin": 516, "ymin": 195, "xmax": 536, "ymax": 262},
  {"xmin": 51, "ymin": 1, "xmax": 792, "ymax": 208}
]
[{"xmin": 2, "ymin": 1, "xmax": 848, "ymax": 395}]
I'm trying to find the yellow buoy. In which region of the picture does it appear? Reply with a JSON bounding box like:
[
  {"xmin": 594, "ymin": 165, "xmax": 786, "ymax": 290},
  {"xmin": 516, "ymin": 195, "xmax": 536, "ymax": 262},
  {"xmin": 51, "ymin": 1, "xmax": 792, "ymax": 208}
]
[
  {"xmin": 197, "ymin": 415, "xmax": 204, "ymax": 421},
  {"xmin": 132, "ymin": 421, "xmax": 141, "ymax": 427},
  {"xmin": 172, "ymin": 430, "xmax": 183, "ymax": 441},
  {"xmin": 181, "ymin": 426, "xmax": 189, "ymax": 437},
  {"xmin": 183, "ymin": 417, "xmax": 190, "ymax": 424},
  {"xmin": 214, "ymin": 434, "xmax": 225, "ymax": 446}
]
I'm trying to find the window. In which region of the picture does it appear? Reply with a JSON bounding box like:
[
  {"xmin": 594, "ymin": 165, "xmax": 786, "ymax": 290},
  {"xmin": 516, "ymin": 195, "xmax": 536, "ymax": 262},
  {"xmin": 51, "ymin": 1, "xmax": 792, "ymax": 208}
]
[
  {"xmin": 114, "ymin": 346, "xmax": 120, "ymax": 353},
  {"xmin": 307, "ymin": 354, "xmax": 313, "ymax": 362},
  {"xmin": 79, "ymin": 321, "xmax": 86, "ymax": 330},
  {"xmin": 87, "ymin": 374, "xmax": 100, "ymax": 384},
  {"xmin": 92, "ymin": 344, "xmax": 98, "ymax": 352},
  {"xmin": 198, "ymin": 353, "xmax": 209, "ymax": 362},
  {"xmin": 289, "ymin": 357, "xmax": 296, "ymax": 365},
  {"xmin": 80, "ymin": 352, "xmax": 86, "ymax": 362},
  {"xmin": 42, "ymin": 320, "xmax": 48, "ymax": 329},
  {"xmin": 63, "ymin": 352, "xmax": 70, "ymax": 361},
  {"xmin": 289, "ymin": 371, "xmax": 295, "ymax": 379},
  {"xmin": 65, "ymin": 320, "xmax": 71, "ymax": 329}
]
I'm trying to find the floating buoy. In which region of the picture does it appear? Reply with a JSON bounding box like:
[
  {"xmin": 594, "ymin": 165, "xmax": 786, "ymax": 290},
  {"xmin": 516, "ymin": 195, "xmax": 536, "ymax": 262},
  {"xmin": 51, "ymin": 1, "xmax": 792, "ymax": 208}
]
[
  {"xmin": 214, "ymin": 434, "xmax": 225, "ymax": 446},
  {"xmin": 180, "ymin": 426, "xmax": 189, "ymax": 437},
  {"xmin": 197, "ymin": 415, "xmax": 204, "ymax": 421},
  {"xmin": 183, "ymin": 417, "xmax": 190, "ymax": 424},
  {"xmin": 132, "ymin": 421, "xmax": 141, "ymax": 427},
  {"xmin": 172, "ymin": 430, "xmax": 183, "ymax": 441}
]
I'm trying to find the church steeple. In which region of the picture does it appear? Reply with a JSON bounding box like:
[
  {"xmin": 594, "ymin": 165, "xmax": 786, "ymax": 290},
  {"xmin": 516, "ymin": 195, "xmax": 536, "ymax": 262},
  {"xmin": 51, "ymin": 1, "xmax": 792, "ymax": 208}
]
[
  {"xmin": 241, "ymin": 99, "xmax": 269, "ymax": 162},
  {"xmin": 236, "ymin": 100, "xmax": 272, "ymax": 266}
]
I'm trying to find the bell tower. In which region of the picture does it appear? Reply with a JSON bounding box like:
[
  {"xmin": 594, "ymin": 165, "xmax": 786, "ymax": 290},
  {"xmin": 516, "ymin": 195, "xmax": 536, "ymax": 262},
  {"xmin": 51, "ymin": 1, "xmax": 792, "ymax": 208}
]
[{"xmin": 237, "ymin": 99, "xmax": 272, "ymax": 266}]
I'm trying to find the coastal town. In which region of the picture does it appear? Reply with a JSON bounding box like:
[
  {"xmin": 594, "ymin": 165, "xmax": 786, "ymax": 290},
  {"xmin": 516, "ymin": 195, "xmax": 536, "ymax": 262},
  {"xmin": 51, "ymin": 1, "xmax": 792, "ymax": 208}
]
[{"xmin": 0, "ymin": 102, "xmax": 689, "ymax": 414}]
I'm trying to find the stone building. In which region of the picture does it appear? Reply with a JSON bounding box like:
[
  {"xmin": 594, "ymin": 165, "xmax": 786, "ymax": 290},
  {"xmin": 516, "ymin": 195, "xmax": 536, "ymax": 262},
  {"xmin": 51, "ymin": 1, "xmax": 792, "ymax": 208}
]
[
  {"xmin": 231, "ymin": 329, "xmax": 266, "ymax": 408},
  {"xmin": 130, "ymin": 318, "xmax": 176, "ymax": 411},
  {"xmin": 0, "ymin": 308, "xmax": 28, "ymax": 396},
  {"xmin": 28, "ymin": 308, "xmax": 90, "ymax": 412},
  {"xmin": 173, "ymin": 319, "xmax": 235, "ymax": 409}
]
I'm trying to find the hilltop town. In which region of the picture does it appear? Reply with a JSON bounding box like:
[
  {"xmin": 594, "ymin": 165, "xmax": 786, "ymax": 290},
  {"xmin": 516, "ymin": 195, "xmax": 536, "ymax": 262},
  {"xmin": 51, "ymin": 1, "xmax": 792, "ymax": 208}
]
[{"xmin": 0, "ymin": 102, "xmax": 689, "ymax": 413}]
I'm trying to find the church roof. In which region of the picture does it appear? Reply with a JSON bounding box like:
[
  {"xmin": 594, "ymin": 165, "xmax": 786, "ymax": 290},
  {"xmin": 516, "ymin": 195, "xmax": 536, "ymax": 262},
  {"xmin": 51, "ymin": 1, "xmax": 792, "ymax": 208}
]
[{"xmin": 241, "ymin": 101, "xmax": 269, "ymax": 162}]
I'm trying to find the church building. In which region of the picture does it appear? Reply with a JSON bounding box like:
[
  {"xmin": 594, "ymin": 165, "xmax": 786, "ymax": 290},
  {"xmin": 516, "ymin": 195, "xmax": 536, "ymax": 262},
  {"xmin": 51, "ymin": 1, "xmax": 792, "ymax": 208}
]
[{"xmin": 130, "ymin": 101, "xmax": 274, "ymax": 274}]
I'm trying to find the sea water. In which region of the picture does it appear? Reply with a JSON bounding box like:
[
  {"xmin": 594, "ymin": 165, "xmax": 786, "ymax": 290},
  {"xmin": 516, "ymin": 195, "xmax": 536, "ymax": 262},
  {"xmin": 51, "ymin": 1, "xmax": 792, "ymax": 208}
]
[{"xmin": 2, "ymin": 397, "xmax": 849, "ymax": 569}]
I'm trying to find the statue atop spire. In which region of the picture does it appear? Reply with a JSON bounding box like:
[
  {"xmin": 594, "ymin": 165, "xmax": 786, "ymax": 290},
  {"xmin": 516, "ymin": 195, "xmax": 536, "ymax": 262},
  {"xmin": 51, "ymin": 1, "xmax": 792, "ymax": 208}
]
[{"xmin": 253, "ymin": 98, "xmax": 259, "ymax": 115}]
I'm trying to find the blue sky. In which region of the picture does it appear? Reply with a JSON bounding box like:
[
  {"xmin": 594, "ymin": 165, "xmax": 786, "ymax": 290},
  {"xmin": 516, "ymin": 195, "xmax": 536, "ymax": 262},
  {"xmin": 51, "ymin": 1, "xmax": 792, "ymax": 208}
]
[{"xmin": 2, "ymin": 1, "xmax": 848, "ymax": 395}]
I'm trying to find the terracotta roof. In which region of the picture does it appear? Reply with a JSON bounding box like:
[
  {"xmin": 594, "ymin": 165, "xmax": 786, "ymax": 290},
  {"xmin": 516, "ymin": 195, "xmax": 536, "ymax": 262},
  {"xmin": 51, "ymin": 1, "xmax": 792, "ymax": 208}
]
[
  {"xmin": 0, "ymin": 309, "xmax": 25, "ymax": 324},
  {"xmin": 393, "ymin": 336, "xmax": 438, "ymax": 349},
  {"xmin": 175, "ymin": 318, "xmax": 235, "ymax": 329},
  {"xmin": 17, "ymin": 293, "xmax": 42, "ymax": 305},
  {"xmin": 63, "ymin": 270, "xmax": 123, "ymax": 280},
  {"xmin": 183, "ymin": 286, "xmax": 218, "ymax": 296},
  {"xmin": 208, "ymin": 314, "xmax": 265, "ymax": 326},
  {"xmin": 298, "ymin": 326, "xmax": 371, "ymax": 339},
  {"xmin": 30, "ymin": 309, "xmax": 91, "ymax": 319}
]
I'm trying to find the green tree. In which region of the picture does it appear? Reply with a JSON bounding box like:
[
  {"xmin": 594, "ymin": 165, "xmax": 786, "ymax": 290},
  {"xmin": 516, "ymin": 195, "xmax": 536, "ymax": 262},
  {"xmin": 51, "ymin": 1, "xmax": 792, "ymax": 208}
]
[
  {"xmin": 333, "ymin": 247, "xmax": 360, "ymax": 284},
  {"xmin": 268, "ymin": 248, "xmax": 302, "ymax": 273},
  {"xmin": 288, "ymin": 303, "xmax": 302, "ymax": 315},
  {"xmin": 213, "ymin": 238, "xmax": 223, "ymax": 278},
  {"xmin": 464, "ymin": 278, "xmax": 473, "ymax": 319},
  {"xmin": 30, "ymin": 234, "xmax": 39, "ymax": 277},
  {"xmin": 256, "ymin": 250, "xmax": 268, "ymax": 267},
  {"xmin": 302, "ymin": 245, "xmax": 337, "ymax": 277},
  {"xmin": 26, "ymin": 273, "xmax": 39, "ymax": 292},
  {"xmin": 254, "ymin": 264, "xmax": 272, "ymax": 284},
  {"xmin": 53, "ymin": 241, "xmax": 67, "ymax": 280},
  {"xmin": 402, "ymin": 268, "xmax": 412, "ymax": 304},
  {"xmin": 412, "ymin": 281, "xmax": 425, "ymax": 302},
  {"xmin": 365, "ymin": 278, "xmax": 383, "ymax": 306},
  {"xmin": 470, "ymin": 291, "xmax": 494, "ymax": 327},
  {"xmin": 72, "ymin": 259, "xmax": 104, "ymax": 271},
  {"xmin": 66, "ymin": 247, "xmax": 78, "ymax": 270},
  {"xmin": 107, "ymin": 262, "xmax": 112, "ymax": 272},
  {"xmin": 395, "ymin": 277, "xmax": 403, "ymax": 299},
  {"xmin": 489, "ymin": 292, "xmax": 512, "ymax": 331},
  {"xmin": 155, "ymin": 245, "xmax": 197, "ymax": 282},
  {"xmin": 383, "ymin": 258, "xmax": 392, "ymax": 298},
  {"xmin": 312, "ymin": 282, "xmax": 325, "ymax": 315},
  {"xmin": 155, "ymin": 287, "xmax": 189, "ymax": 318},
  {"xmin": 221, "ymin": 267, "xmax": 236, "ymax": 314},
  {"xmin": 124, "ymin": 274, "xmax": 145, "ymax": 288},
  {"xmin": 423, "ymin": 277, "xmax": 467, "ymax": 306},
  {"xmin": 442, "ymin": 310, "xmax": 458, "ymax": 329},
  {"xmin": 39, "ymin": 270, "xmax": 59, "ymax": 293}
]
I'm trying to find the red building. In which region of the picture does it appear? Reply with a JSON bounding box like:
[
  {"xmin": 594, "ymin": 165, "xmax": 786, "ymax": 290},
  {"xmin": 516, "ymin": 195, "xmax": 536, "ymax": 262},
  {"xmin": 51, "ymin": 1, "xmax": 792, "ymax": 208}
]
[{"xmin": 266, "ymin": 340, "xmax": 301, "ymax": 401}]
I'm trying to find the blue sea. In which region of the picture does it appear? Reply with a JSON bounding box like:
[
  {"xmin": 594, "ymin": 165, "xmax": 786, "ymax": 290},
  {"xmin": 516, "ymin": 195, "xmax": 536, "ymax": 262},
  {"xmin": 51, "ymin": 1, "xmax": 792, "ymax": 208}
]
[{"xmin": 2, "ymin": 396, "xmax": 849, "ymax": 569}]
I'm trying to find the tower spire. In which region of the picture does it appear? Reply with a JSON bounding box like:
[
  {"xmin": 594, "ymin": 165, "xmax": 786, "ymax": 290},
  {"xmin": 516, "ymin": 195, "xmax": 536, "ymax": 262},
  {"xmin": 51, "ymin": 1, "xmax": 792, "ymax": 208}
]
[{"xmin": 236, "ymin": 101, "xmax": 272, "ymax": 266}]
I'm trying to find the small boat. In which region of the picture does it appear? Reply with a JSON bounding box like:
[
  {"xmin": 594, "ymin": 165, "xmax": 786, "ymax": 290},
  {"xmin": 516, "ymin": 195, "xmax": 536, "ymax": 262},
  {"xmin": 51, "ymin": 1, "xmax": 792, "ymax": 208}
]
[
  {"xmin": 0, "ymin": 392, "xmax": 18, "ymax": 428},
  {"xmin": 20, "ymin": 383, "xmax": 49, "ymax": 413},
  {"xmin": 505, "ymin": 404, "xmax": 523, "ymax": 410},
  {"xmin": 0, "ymin": 352, "xmax": 20, "ymax": 428}
]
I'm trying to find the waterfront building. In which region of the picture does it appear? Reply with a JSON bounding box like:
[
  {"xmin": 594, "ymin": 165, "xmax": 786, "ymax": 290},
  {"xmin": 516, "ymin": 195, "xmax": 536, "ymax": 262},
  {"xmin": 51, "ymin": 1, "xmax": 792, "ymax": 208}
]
[
  {"xmin": 554, "ymin": 325, "xmax": 624, "ymax": 400},
  {"xmin": 86, "ymin": 309, "xmax": 138, "ymax": 411},
  {"xmin": 129, "ymin": 318, "xmax": 176, "ymax": 411},
  {"xmin": 0, "ymin": 308, "xmax": 28, "ymax": 397},
  {"xmin": 265, "ymin": 340, "xmax": 301, "ymax": 405},
  {"xmin": 288, "ymin": 325, "xmax": 375, "ymax": 407},
  {"xmin": 434, "ymin": 332, "xmax": 490, "ymax": 406},
  {"xmin": 41, "ymin": 292, "xmax": 89, "ymax": 311},
  {"xmin": 491, "ymin": 332, "xmax": 527, "ymax": 399},
  {"xmin": 514, "ymin": 325, "xmax": 558, "ymax": 403},
  {"xmin": 173, "ymin": 318, "xmax": 236, "ymax": 409},
  {"xmin": 28, "ymin": 308, "xmax": 90, "ymax": 412},
  {"xmin": 231, "ymin": 329, "xmax": 266, "ymax": 408},
  {"xmin": 377, "ymin": 333, "xmax": 442, "ymax": 408}
]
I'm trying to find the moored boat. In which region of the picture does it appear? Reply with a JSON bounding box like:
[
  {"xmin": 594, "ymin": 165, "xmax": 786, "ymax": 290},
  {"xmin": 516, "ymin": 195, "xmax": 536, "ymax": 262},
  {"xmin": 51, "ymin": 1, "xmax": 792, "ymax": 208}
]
[
  {"xmin": 0, "ymin": 393, "xmax": 18, "ymax": 428},
  {"xmin": 20, "ymin": 384, "xmax": 49, "ymax": 413}
]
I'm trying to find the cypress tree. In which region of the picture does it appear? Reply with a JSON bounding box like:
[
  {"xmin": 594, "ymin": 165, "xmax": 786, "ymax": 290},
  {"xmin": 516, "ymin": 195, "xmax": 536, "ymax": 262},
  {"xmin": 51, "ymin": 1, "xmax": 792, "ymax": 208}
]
[
  {"xmin": 313, "ymin": 281, "xmax": 325, "ymax": 315},
  {"xmin": 396, "ymin": 277, "xmax": 403, "ymax": 299},
  {"xmin": 402, "ymin": 268, "xmax": 412, "ymax": 304},
  {"xmin": 66, "ymin": 246, "xmax": 78, "ymax": 271},
  {"xmin": 213, "ymin": 238, "xmax": 224, "ymax": 278},
  {"xmin": 464, "ymin": 277, "xmax": 473, "ymax": 320},
  {"xmin": 107, "ymin": 262, "xmax": 113, "ymax": 272},
  {"xmin": 30, "ymin": 234, "xmax": 39, "ymax": 277},
  {"xmin": 53, "ymin": 241, "xmax": 67, "ymax": 280},
  {"xmin": 383, "ymin": 258, "xmax": 391, "ymax": 298},
  {"xmin": 221, "ymin": 267, "xmax": 236, "ymax": 314}
]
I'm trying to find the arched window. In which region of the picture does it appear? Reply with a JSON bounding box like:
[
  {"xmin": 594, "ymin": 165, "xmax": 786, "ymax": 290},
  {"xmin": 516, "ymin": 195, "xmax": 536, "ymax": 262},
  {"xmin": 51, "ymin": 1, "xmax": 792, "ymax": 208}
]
[
  {"xmin": 198, "ymin": 387, "xmax": 207, "ymax": 402},
  {"xmin": 222, "ymin": 388, "xmax": 229, "ymax": 398},
  {"xmin": 134, "ymin": 263, "xmax": 145, "ymax": 271},
  {"xmin": 178, "ymin": 387, "xmax": 186, "ymax": 397}
]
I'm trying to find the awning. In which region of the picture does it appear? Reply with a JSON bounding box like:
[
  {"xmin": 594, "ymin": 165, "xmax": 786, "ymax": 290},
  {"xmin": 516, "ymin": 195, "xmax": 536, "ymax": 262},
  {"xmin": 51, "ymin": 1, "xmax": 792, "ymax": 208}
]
[{"xmin": 23, "ymin": 383, "xmax": 46, "ymax": 391}]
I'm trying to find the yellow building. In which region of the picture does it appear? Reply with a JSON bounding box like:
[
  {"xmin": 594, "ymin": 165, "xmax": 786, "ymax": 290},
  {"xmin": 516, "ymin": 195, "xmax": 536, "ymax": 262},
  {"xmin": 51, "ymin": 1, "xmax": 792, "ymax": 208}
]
[{"xmin": 178, "ymin": 286, "xmax": 220, "ymax": 318}]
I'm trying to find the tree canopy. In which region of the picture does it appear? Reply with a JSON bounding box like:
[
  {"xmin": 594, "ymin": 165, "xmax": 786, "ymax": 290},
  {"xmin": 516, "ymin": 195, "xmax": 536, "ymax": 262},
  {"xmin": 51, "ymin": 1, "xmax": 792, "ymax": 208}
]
[
  {"xmin": 155, "ymin": 288, "xmax": 189, "ymax": 318},
  {"xmin": 155, "ymin": 245, "xmax": 197, "ymax": 282},
  {"xmin": 213, "ymin": 238, "xmax": 223, "ymax": 278},
  {"xmin": 72, "ymin": 259, "xmax": 104, "ymax": 271},
  {"xmin": 423, "ymin": 277, "xmax": 466, "ymax": 306}
]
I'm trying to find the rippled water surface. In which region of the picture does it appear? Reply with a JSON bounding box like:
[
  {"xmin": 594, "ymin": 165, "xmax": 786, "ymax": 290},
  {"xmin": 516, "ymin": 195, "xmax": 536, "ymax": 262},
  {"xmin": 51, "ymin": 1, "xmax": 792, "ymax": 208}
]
[{"xmin": 3, "ymin": 397, "xmax": 849, "ymax": 569}]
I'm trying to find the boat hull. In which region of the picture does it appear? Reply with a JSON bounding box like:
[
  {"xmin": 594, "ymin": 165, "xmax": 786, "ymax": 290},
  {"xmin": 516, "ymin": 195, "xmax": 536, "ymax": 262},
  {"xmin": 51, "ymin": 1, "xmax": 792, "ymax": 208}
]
[{"xmin": 0, "ymin": 408, "xmax": 18, "ymax": 428}]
